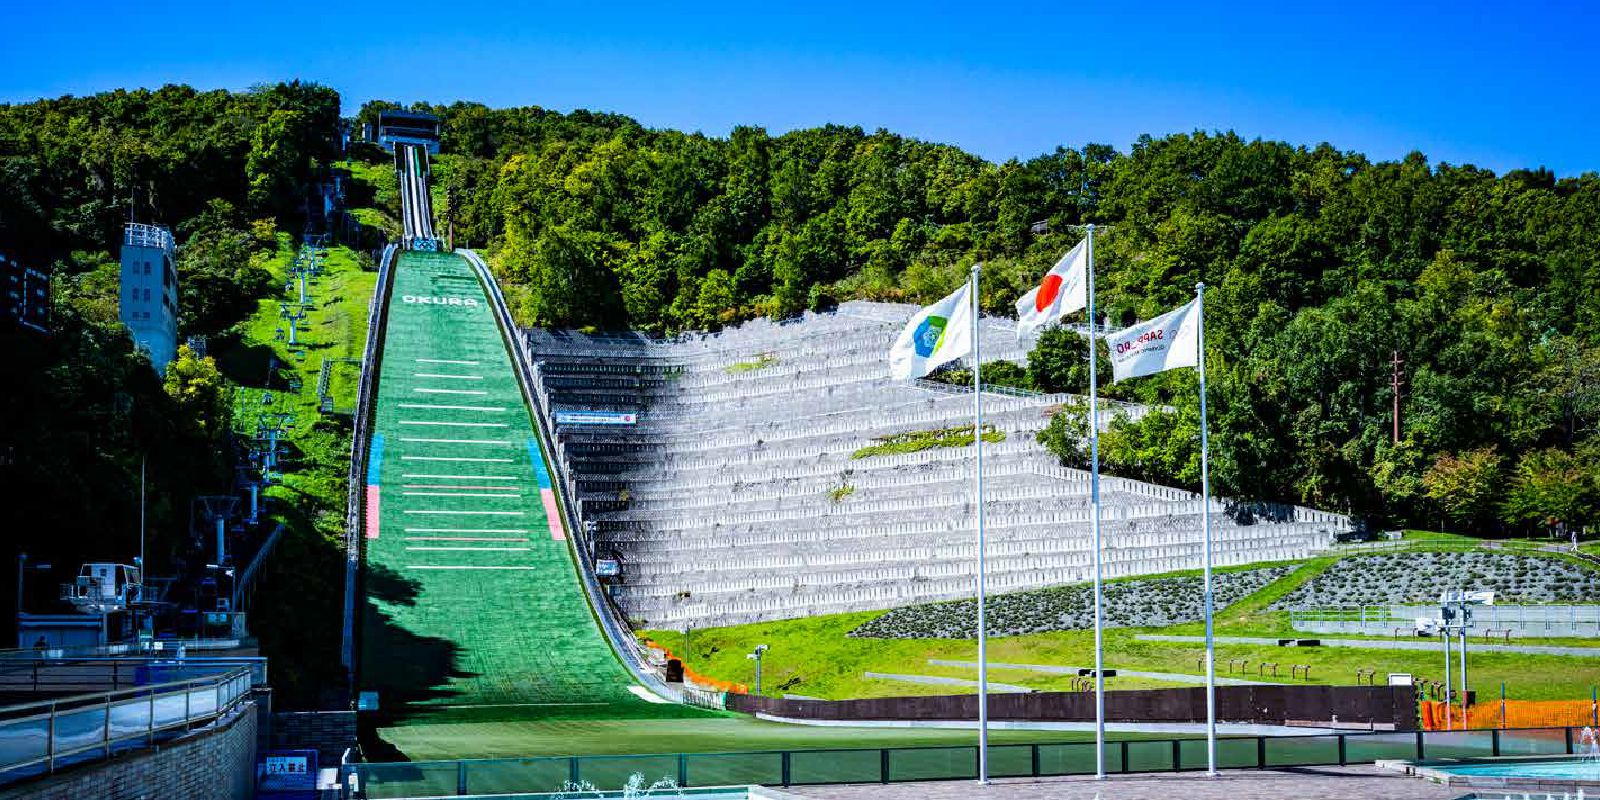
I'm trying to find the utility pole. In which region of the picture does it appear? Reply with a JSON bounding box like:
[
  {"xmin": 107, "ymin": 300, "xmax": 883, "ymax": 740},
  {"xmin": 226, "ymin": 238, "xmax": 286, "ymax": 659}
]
[{"xmin": 1391, "ymin": 350, "xmax": 1404, "ymax": 444}]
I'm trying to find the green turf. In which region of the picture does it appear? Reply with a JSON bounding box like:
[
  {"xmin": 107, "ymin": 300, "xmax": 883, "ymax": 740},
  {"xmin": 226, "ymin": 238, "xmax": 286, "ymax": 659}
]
[
  {"xmin": 377, "ymin": 716, "xmax": 1176, "ymax": 760},
  {"xmin": 359, "ymin": 251, "xmax": 710, "ymax": 726},
  {"xmin": 641, "ymin": 553, "xmax": 1600, "ymax": 704}
]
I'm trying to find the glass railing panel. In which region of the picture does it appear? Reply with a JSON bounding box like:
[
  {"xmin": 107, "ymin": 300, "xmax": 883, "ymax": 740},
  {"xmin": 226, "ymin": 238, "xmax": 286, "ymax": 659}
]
[
  {"xmin": 1264, "ymin": 735, "xmax": 1340, "ymax": 767},
  {"xmin": 186, "ymin": 687, "xmax": 216, "ymax": 719},
  {"xmin": 887, "ymin": 746, "xmax": 974, "ymax": 782},
  {"xmin": 575, "ymin": 754, "xmax": 678, "ymax": 792},
  {"xmin": 987, "ymin": 744, "xmax": 1034, "ymax": 778},
  {"xmin": 1422, "ymin": 730, "xmax": 1495, "ymax": 760},
  {"xmin": 789, "ymin": 748, "xmax": 879, "ymax": 785},
  {"xmin": 150, "ymin": 691, "xmax": 187, "ymax": 728},
  {"xmin": 1343, "ymin": 732, "xmax": 1419, "ymax": 763},
  {"xmin": 1497, "ymin": 728, "xmax": 1568, "ymax": 756},
  {"xmin": 683, "ymin": 752, "xmax": 782, "ymax": 787},
  {"xmin": 1179, "ymin": 737, "xmax": 1258, "ymax": 769},
  {"xmin": 1124, "ymin": 740, "xmax": 1176, "ymax": 773},
  {"xmin": 0, "ymin": 716, "xmax": 49, "ymax": 771},
  {"xmin": 1037, "ymin": 741, "xmax": 1100, "ymax": 775},
  {"xmin": 358, "ymin": 762, "xmax": 459, "ymax": 799},
  {"xmin": 464, "ymin": 757, "xmax": 570, "ymax": 795}
]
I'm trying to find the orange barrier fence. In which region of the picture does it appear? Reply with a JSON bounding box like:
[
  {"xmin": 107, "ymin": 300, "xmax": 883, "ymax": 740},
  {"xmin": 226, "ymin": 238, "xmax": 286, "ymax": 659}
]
[
  {"xmin": 1421, "ymin": 699, "xmax": 1600, "ymax": 730},
  {"xmin": 640, "ymin": 639, "xmax": 749, "ymax": 695}
]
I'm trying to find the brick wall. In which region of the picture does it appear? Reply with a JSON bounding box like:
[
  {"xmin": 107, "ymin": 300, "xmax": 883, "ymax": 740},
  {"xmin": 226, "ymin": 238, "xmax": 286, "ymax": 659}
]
[
  {"xmin": 269, "ymin": 711, "xmax": 357, "ymax": 764},
  {"xmin": 0, "ymin": 703, "xmax": 257, "ymax": 800}
]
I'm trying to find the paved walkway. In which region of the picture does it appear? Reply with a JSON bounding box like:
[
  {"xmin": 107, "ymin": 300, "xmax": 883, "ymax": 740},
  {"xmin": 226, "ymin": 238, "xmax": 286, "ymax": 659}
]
[
  {"xmin": 757, "ymin": 765, "xmax": 1460, "ymax": 799},
  {"xmin": 1136, "ymin": 634, "xmax": 1600, "ymax": 657},
  {"xmin": 928, "ymin": 659, "xmax": 1275, "ymax": 686},
  {"xmin": 865, "ymin": 672, "xmax": 1033, "ymax": 693}
]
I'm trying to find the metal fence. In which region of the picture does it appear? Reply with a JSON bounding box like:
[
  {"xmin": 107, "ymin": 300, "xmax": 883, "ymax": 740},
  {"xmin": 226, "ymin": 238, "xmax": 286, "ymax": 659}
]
[
  {"xmin": 0, "ymin": 666, "xmax": 254, "ymax": 786},
  {"xmin": 1290, "ymin": 604, "xmax": 1600, "ymax": 638},
  {"xmin": 0, "ymin": 656, "xmax": 267, "ymax": 694},
  {"xmin": 346, "ymin": 725, "xmax": 1595, "ymax": 798}
]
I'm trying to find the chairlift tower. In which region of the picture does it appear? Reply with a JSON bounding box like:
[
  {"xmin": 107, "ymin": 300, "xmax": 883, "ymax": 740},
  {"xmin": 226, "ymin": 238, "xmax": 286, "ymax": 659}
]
[
  {"xmin": 278, "ymin": 303, "xmax": 309, "ymax": 345},
  {"xmin": 195, "ymin": 496, "xmax": 239, "ymax": 567},
  {"xmin": 236, "ymin": 466, "xmax": 262, "ymax": 525}
]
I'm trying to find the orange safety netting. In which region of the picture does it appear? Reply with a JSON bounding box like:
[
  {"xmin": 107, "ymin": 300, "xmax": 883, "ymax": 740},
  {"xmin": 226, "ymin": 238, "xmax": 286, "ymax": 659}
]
[
  {"xmin": 1420, "ymin": 699, "xmax": 1600, "ymax": 730},
  {"xmin": 641, "ymin": 639, "xmax": 749, "ymax": 695}
]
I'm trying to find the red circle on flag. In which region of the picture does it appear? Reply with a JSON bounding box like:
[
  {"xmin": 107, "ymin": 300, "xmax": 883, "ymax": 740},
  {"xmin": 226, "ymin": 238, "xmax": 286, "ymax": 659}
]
[{"xmin": 1035, "ymin": 275, "xmax": 1063, "ymax": 313}]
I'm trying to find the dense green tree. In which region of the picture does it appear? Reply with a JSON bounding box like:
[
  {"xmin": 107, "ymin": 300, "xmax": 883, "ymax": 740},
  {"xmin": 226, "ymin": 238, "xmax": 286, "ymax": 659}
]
[
  {"xmin": 162, "ymin": 344, "xmax": 230, "ymax": 442},
  {"xmin": 1422, "ymin": 448, "xmax": 1504, "ymax": 531},
  {"xmin": 1500, "ymin": 449, "xmax": 1596, "ymax": 533}
]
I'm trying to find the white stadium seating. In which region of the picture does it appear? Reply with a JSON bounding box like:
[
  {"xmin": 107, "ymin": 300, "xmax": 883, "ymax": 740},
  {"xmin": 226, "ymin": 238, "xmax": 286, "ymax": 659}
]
[{"xmin": 523, "ymin": 301, "xmax": 1347, "ymax": 628}]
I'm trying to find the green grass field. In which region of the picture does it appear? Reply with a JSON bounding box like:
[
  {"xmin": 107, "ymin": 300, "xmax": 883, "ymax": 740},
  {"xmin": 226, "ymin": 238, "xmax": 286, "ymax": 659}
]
[
  {"xmin": 641, "ymin": 547, "xmax": 1600, "ymax": 706},
  {"xmin": 377, "ymin": 717, "xmax": 1181, "ymax": 761}
]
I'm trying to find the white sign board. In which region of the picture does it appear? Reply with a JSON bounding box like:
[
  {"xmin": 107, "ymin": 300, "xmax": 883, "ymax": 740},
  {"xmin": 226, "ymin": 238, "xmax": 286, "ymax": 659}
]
[{"xmin": 556, "ymin": 411, "xmax": 637, "ymax": 426}]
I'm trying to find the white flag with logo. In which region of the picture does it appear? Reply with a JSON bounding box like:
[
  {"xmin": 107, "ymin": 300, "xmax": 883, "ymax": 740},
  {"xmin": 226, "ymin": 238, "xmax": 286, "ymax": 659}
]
[
  {"xmin": 1015, "ymin": 240, "xmax": 1088, "ymax": 340},
  {"xmin": 890, "ymin": 282, "xmax": 974, "ymax": 380},
  {"xmin": 1106, "ymin": 298, "xmax": 1201, "ymax": 382}
]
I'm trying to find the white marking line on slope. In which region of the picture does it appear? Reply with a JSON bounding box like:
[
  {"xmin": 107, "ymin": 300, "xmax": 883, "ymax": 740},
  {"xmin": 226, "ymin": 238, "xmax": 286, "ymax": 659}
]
[
  {"xmin": 398, "ymin": 437, "xmax": 512, "ymax": 446},
  {"xmin": 405, "ymin": 546, "xmax": 532, "ymax": 552},
  {"xmin": 406, "ymin": 566, "xmax": 539, "ymax": 571},
  {"xmin": 414, "ymin": 388, "xmax": 489, "ymax": 396},
  {"xmin": 628, "ymin": 686, "xmax": 672, "ymax": 704},
  {"xmin": 400, "ymin": 474, "xmax": 519, "ymax": 481},
  {"xmin": 402, "ymin": 484, "xmax": 519, "ymax": 490},
  {"xmin": 416, "ymin": 359, "xmax": 481, "ymax": 365},
  {"xmin": 399, "ymin": 421, "xmax": 510, "ymax": 428},
  {"xmin": 403, "ymin": 528, "xmax": 527, "ymax": 534},
  {"xmin": 397, "ymin": 404, "xmax": 506, "ymax": 412},
  {"xmin": 402, "ymin": 492, "xmax": 524, "ymax": 498},
  {"xmin": 404, "ymin": 536, "xmax": 531, "ymax": 542},
  {"xmin": 413, "ymin": 373, "xmax": 484, "ymax": 380},
  {"xmin": 403, "ymin": 510, "xmax": 525, "ymax": 516},
  {"xmin": 400, "ymin": 456, "xmax": 514, "ymax": 463}
]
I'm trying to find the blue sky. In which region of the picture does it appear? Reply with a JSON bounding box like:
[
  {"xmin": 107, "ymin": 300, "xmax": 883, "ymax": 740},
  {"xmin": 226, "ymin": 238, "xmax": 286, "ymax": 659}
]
[{"xmin": 3, "ymin": 1, "xmax": 1596, "ymax": 175}]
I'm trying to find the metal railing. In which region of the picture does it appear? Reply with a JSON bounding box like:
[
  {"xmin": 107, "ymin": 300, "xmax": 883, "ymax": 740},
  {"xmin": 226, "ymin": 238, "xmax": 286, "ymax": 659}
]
[
  {"xmin": 0, "ymin": 666, "xmax": 253, "ymax": 786},
  {"xmin": 344, "ymin": 242, "xmax": 396, "ymax": 685},
  {"xmin": 0, "ymin": 656, "xmax": 267, "ymax": 694},
  {"xmin": 1291, "ymin": 604, "xmax": 1600, "ymax": 638},
  {"xmin": 345, "ymin": 725, "xmax": 1597, "ymax": 797},
  {"xmin": 458, "ymin": 249, "xmax": 683, "ymax": 703}
]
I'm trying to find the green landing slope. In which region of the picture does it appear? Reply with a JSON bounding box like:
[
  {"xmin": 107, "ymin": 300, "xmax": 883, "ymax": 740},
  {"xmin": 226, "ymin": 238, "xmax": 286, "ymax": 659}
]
[{"xmin": 358, "ymin": 250, "xmax": 706, "ymax": 724}]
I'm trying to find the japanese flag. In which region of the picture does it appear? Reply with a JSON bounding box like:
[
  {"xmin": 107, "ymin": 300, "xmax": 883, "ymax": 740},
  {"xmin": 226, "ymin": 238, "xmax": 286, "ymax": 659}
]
[{"xmin": 1015, "ymin": 240, "xmax": 1089, "ymax": 340}]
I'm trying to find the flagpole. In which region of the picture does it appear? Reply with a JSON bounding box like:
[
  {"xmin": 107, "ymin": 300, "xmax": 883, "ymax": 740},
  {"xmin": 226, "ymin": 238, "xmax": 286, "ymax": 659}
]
[
  {"xmin": 1086, "ymin": 225, "xmax": 1106, "ymax": 779},
  {"xmin": 1196, "ymin": 281, "xmax": 1217, "ymax": 776},
  {"xmin": 971, "ymin": 263, "xmax": 989, "ymax": 785}
]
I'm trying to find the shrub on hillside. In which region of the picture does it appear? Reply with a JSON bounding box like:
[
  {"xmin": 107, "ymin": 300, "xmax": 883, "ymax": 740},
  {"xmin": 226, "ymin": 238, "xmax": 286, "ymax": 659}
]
[{"xmin": 850, "ymin": 565, "xmax": 1292, "ymax": 639}]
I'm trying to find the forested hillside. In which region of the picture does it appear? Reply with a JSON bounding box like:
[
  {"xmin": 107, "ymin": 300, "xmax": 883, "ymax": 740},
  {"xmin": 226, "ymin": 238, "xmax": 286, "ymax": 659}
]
[
  {"xmin": 0, "ymin": 83, "xmax": 342, "ymax": 631},
  {"xmin": 361, "ymin": 100, "xmax": 1599, "ymax": 533}
]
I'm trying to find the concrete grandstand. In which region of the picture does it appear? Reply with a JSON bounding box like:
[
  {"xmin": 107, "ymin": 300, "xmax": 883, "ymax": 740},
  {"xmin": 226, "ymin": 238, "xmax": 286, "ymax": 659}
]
[{"xmin": 525, "ymin": 305, "xmax": 1350, "ymax": 630}]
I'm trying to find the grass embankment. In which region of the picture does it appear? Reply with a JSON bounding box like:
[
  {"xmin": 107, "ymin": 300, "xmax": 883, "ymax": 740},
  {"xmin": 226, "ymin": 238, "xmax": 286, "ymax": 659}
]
[
  {"xmin": 641, "ymin": 549, "xmax": 1600, "ymax": 705},
  {"xmin": 851, "ymin": 425, "xmax": 1005, "ymax": 459},
  {"xmin": 724, "ymin": 353, "xmax": 778, "ymax": 373},
  {"xmin": 213, "ymin": 236, "xmax": 376, "ymax": 707},
  {"xmin": 338, "ymin": 158, "xmax": 400, "ymax": 238}
]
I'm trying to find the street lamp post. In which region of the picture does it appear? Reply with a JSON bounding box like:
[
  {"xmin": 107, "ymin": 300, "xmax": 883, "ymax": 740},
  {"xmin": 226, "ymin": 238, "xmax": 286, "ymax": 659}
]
[{"xmin": 747, "ymin": 644, "xmax": 769, "ymax": 695}]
